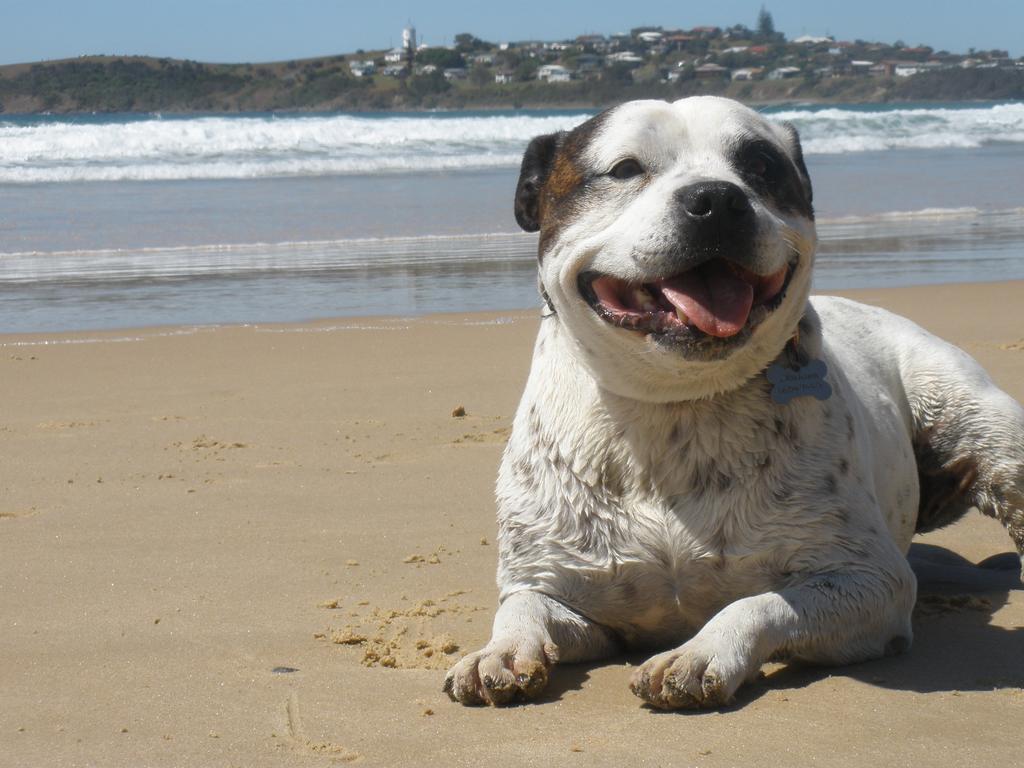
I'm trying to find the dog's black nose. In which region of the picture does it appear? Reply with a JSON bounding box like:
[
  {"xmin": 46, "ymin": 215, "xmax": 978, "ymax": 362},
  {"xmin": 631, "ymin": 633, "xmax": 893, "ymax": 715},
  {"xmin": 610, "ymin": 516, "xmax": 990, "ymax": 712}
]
[{"xmin": 675, "ymin": 181, "xmax": 752, "ymax": 222}]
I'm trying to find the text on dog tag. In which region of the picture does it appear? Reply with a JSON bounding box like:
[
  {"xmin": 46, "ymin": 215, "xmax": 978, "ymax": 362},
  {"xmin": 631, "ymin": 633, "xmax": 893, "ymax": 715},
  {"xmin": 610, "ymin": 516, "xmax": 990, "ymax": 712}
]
[{"xmin": 767, "ymin": 359, "xmax": 832, "ymax": 404}]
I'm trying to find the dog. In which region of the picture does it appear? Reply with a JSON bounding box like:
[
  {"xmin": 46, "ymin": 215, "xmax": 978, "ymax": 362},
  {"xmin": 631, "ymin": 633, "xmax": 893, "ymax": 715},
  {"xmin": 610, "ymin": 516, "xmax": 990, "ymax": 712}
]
[{"xmin": 444, "ymin": 96, "xmax": 1024, "ymax": 709}]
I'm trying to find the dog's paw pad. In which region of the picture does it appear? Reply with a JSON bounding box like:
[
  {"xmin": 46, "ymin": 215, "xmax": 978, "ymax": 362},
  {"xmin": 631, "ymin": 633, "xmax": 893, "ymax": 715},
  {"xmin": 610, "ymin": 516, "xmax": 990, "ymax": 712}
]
[
  {"xmin": 444, "ymin": 642, "xmax": 552, "ymax": 706},
  {"xmin": 631, "ymin": 646, "xmax": 740, "ymax": 710}
]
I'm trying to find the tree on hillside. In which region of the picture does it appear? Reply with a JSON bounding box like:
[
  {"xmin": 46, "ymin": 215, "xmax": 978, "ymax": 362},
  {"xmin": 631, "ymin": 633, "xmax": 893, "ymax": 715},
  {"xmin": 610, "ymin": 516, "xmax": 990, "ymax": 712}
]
[
  {"xmin": 454, "ymin": 33, "xmax": 489, "ymax": 52},
  {"xmin": 416, "ymin": 48, "xmax": 466, "ymax": 69},
  {"xmin": 757, "ymin": 6, "xmax": 775, "ymax": 38},
  {"xmin": 755, "ymin": 5, "xmax": 784, "ymax": 44},
  {"xmin": 470, "ymin": 65, "xmax": 492, "ymax": 87}
]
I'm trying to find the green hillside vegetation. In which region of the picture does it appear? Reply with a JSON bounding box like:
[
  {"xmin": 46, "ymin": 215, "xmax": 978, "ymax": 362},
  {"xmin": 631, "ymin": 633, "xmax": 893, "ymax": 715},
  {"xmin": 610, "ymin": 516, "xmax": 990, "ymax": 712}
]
[
  {"xmin": 0, "ymin": 56, "xmax": 385, "ymax": 113},
  {"xmin": 1, "ymin": 26, "xmax": 1022, "ymax": 115}
]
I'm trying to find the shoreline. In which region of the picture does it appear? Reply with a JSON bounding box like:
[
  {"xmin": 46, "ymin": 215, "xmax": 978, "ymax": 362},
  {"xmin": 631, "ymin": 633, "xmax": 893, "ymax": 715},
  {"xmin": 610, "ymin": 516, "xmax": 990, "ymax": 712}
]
[
  {"xmin": 4, "ymin": 94, "xmax": 1023, "ymax": 118},
  {"xmin": 2, "ymin": 280, "xmax": 1024, "ymax": 342}
]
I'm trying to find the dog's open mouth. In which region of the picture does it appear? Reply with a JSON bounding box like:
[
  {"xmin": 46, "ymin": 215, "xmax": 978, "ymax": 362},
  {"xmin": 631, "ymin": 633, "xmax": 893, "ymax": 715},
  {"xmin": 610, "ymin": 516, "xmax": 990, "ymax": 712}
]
[{"xmin": 580, "ymin": 258, "xmax": 792, "ymax": 341}]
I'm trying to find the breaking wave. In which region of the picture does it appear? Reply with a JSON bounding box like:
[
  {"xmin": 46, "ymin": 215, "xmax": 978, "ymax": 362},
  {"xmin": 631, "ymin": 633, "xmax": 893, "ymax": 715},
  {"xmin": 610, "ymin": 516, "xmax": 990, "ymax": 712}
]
[
  {"xmin": 2, "ymin": 102, "xmax": 1023, "ymax": 183},
  {"xmin": 771, "ymin": 102, "xmax": 1024, "ymax": 154},
  {"xmin": 0, "ymin": 112, "xmax": 586, "ymax": 184}
]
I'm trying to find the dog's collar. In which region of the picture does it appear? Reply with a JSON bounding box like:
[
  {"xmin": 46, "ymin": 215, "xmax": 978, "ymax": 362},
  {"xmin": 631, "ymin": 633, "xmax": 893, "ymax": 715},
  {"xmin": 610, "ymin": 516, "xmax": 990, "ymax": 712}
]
[
  {"xmin": 540, "ymin": 283, "xmax": 556, "ymax": 314},
  {"xmin": 785, "ymin": 328, "xmax": 806, "ymax": 368}
]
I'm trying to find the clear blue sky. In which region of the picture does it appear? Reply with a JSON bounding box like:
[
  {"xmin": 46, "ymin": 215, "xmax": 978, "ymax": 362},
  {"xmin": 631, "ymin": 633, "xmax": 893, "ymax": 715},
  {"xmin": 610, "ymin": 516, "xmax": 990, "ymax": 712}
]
[{"xmin": 3, "ymin": 0, "xmax": 1020, "ymax": 65}]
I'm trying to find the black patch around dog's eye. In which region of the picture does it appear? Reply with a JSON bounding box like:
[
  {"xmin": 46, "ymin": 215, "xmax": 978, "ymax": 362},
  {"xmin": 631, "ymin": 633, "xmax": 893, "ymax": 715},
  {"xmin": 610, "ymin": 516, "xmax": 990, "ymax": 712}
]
[
  {"xmin": 734, "ymin": 140, "xmax": 785, "ymax": 187},
  {"xmin": 608, "ymin": 158, "xmax": 644, "ymax": 180},
  {"xmin": 731, "ymin": 137, "xmax": 813, "ymax": 218}
]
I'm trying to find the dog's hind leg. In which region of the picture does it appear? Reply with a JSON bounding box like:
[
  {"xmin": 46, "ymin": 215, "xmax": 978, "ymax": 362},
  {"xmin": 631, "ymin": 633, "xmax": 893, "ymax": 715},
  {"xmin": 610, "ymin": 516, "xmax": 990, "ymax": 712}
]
[
  {"xmin": 901, "ymin": 330, "xmax": 1024, "ymax": 576},
  {"xmin": 443, "ymin": 590, "xmax": 618, "ymax": 706}
]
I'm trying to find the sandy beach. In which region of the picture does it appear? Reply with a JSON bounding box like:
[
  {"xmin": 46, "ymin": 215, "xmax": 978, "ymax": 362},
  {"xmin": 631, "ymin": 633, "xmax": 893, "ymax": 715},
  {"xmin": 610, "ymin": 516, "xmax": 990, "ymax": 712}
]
[{"xmin": 2, "ymin": 281, "xmax": 1024, "ymax": 767}]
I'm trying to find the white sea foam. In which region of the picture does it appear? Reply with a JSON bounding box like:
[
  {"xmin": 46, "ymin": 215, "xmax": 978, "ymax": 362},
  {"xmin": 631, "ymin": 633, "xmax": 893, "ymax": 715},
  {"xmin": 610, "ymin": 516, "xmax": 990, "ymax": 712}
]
[
  {"xmin": 0, "ymin": 327, "xmax": 206, "ymax": 347},
  {"xmin": 816, "ymin": 206, "xmax": 985, "ymax": 225},
  {"xmin": 772, "ymin": 102, "xmax": 1024, "ymax": 154},
  {"xmin": 3, "ymin": 103, "xmax": 1024, "ymax": 184},
  {"xmin": 0, "ymin": 112, "xmax": 586, "ymax": 183}
]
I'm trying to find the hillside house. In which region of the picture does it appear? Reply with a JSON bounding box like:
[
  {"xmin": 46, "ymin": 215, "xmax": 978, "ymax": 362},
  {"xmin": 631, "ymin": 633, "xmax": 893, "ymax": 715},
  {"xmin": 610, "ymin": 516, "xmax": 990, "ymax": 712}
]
[
  {"xmin": 349, "ymin": 60, "xmax": 376, "ymax": 77},
  {"xmin": 793, "ymin": 35, "xmax": 834, "ymax": 46},
  {"xmin": 537, "ymin": 64, "xmax": 572, "ymax": 82},
  {"xmin": 694, "ymin": 63, "xmax": 729, "ymax": 78},
  {"xmin": 690, "ymin": 26, "xmax": 721, "ymax": 38},
  {"xmin": 894, "ymin": 61, "xmax": 945, "ymax": 76},
  {"xmin": 607, "ymin": 51, "xmax": 644, "ymax": 65},
  {"xmin": 574, "ymin": 53, "xmax": 603, "ymax": 73},
  {"xmin": 637, "ymin": 31, "xmax": 664, "ymax": 44},
  {"xmin": 665, "ymin": 34, "xmax": 696, "ymax": 52},
  {"xmin": 576, "ymin": 34, "xmax": 609, "ymax": 52},
  {"xmin": 767, "ymin": 66, "xmax": 802, "ymax": 79},
  {"xmin": 730, "ymin": 67, "xmax": 764, "ymax": 80}
]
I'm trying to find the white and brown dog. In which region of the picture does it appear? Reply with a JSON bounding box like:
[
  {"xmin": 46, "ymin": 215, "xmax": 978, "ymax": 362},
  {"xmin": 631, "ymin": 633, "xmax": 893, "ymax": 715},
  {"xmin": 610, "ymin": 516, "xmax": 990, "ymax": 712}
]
[{"xmin": 444, "ymin": 96, "xmax": 1024, "ymax": 709}]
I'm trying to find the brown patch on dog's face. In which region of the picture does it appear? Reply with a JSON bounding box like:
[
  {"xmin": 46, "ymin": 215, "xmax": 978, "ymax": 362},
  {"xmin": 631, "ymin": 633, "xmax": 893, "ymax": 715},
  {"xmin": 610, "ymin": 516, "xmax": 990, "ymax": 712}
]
[
  {"xmin": 544, "ymin": 152, "xmax": 583, "ymax": 203},
  {"xmin": 515, "ymin": 109, "xmax": 610, "ymax": 254},
  {"xmin": 538, "ymin": 152, "xmax": 585, "ymax": 255}
]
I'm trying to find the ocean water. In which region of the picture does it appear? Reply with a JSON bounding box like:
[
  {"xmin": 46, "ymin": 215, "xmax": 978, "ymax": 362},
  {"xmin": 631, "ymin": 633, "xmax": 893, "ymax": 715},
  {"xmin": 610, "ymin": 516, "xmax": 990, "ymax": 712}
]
[{"xmin": 2, "ymin": 102, "xmax": 1024, "ymax": 333}]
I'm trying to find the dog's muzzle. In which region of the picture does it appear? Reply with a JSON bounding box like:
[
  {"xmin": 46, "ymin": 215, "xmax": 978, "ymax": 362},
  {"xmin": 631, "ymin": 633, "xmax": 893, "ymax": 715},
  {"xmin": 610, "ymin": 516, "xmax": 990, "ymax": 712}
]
[
  {"xmin": 578, "ymin": 179, "xmax": 794, "ymax": 345},
  {"xmin": 580, "ymin": 259, "xmax": 790, "ymax": 340}
]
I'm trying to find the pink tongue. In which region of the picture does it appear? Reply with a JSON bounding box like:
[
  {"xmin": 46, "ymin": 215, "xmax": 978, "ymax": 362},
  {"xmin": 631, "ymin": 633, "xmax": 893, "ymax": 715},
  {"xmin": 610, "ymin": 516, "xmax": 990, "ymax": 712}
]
[{"xmin": 659, "ymin": 261, "xmax": 755, "ymax": 338}]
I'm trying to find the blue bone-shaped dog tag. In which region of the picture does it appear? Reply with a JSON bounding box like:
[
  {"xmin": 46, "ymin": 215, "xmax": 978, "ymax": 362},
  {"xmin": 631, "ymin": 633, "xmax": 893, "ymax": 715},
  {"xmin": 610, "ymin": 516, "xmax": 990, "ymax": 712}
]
[{"xmin": 767, "ymin": 359, "xmax": 832, "ymax": 404}]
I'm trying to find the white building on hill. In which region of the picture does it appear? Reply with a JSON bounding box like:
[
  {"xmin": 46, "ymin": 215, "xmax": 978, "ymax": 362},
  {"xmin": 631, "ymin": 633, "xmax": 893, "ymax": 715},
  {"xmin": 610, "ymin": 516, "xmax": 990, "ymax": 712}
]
[{"xmin": 538, "ymin": 64, "xmax": 572, "ymax": 82}]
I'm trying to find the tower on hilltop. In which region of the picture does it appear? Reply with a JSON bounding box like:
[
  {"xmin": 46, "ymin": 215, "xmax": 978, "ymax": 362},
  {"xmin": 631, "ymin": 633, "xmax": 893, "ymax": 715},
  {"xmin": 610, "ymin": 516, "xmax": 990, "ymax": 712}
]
[{"xmin": 402, "ymin": 25, "xmax": 417, "ymax": 69}]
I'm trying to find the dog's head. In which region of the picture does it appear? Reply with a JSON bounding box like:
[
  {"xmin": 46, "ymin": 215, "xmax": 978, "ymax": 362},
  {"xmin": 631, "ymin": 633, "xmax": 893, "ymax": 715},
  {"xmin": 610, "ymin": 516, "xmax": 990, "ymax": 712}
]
[{"xmin": 517, "ymin": 97, "xmax": 816, "ymax": 402}]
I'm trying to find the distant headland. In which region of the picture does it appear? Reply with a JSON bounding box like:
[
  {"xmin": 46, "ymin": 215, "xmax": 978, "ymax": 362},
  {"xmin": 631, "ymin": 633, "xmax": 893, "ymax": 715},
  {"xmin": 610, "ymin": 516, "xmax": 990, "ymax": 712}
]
[{"xmin": 2, "ymin": 15, "xmax": 1022, "ymax": 114}]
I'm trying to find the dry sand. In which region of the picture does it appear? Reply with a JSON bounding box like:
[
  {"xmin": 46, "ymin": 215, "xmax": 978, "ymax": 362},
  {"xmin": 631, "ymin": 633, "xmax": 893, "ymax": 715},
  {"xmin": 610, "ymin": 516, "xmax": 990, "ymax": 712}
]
[{"xmin": 2, "ymin": 282, "xmax": 1023, "ymax": 767}]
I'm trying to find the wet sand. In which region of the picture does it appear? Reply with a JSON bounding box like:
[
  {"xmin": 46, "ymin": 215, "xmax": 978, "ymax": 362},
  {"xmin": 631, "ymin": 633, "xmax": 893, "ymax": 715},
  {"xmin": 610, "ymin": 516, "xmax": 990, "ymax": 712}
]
[{"xmin": 2, "ymin": 281, "xmax": 1023, "ymax": 767}]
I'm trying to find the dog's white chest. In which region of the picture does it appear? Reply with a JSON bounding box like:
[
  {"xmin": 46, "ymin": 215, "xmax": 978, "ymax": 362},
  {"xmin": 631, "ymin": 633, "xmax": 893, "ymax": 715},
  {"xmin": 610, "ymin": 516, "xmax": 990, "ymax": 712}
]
[
  {"xmin": 497, "ymin": 402, "xmax": 805, "ymax": 645},
  {"xmin": 603, "ymin": 501, "xmax": 789, "ymax": 641},
  {"xmin": 499, "ymin": 483, "xmax": 794, "ymax": 645}
]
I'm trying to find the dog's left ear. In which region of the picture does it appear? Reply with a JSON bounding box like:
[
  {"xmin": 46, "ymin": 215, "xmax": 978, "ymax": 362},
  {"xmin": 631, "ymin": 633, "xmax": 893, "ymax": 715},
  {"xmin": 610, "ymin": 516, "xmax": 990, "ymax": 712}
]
[
  {"xmin": 514, "ymin": 132, "xmax": 564, "ymax": 232},
  {"xmin": 781, "ymin": 122, "xmax": 813, "ymax": 205}
]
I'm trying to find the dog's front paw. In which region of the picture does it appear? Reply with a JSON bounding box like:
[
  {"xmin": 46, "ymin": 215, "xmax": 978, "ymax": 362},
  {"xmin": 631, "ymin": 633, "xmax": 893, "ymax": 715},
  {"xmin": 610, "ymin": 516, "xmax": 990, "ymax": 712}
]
[
  {"xmin": 629, "ymin": 640, "xmax": 749, "ymax": 710},
  {"xmin": 443, "ymin": 639, "xmax": 556, "ymax": 706}
]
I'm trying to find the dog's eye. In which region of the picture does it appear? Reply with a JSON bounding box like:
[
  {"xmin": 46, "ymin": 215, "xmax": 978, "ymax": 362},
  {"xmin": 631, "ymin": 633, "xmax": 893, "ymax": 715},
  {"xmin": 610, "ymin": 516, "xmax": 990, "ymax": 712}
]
[
  {"xmin": 609, "ymin": 158, "xmax": 644, "ymax": 180},
  {"xmin": 741, "ymin": 146, "xmax": 782, "ymax": 183},
  {"xmin": 748, "ymin": 155, "xmax": 770, "ymax": 178}
]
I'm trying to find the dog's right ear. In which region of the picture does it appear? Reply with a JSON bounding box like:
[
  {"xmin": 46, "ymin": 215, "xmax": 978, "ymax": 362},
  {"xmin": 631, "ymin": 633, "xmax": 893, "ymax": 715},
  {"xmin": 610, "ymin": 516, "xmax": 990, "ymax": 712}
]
[{"xmin": 514, "ymin": 132, "xmax": 563, "ymax": 232}]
